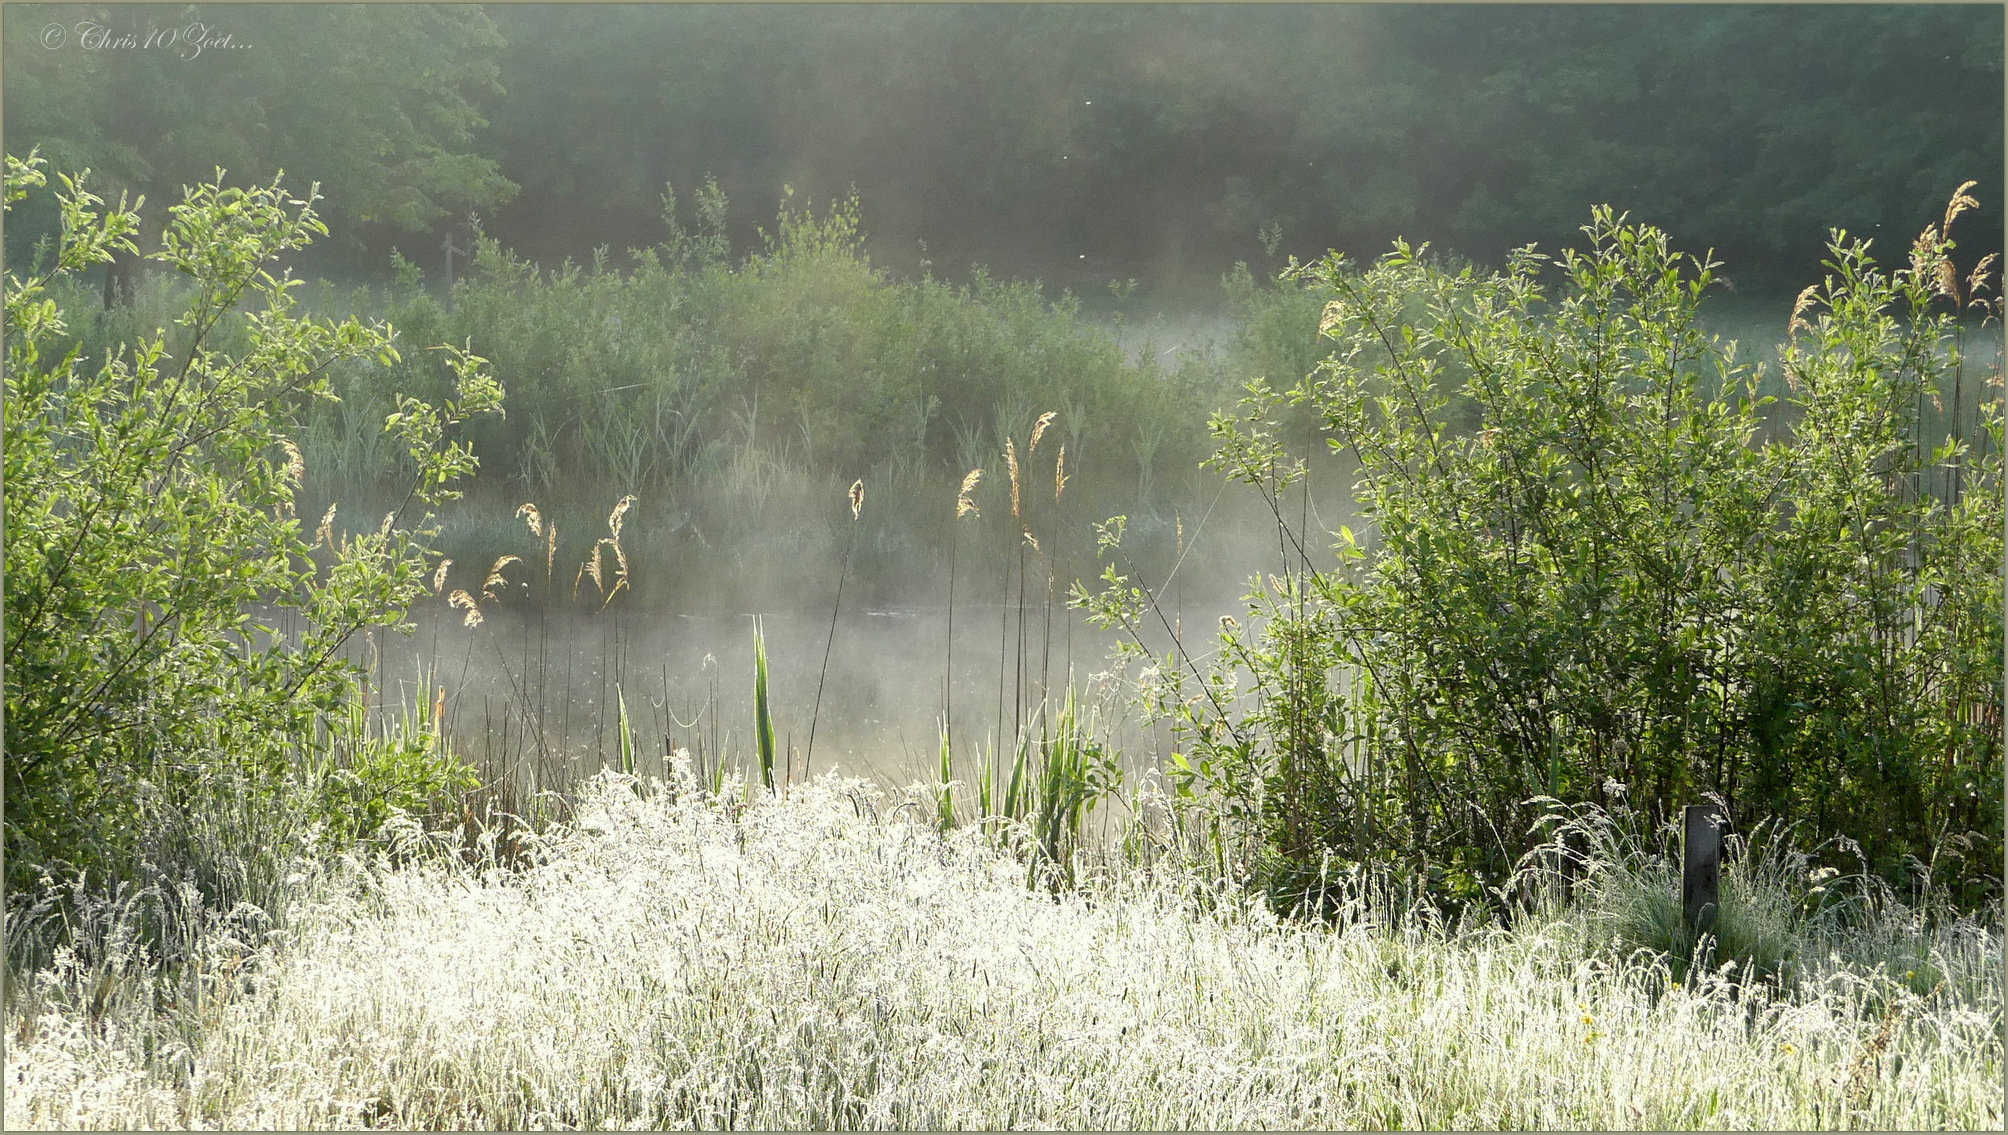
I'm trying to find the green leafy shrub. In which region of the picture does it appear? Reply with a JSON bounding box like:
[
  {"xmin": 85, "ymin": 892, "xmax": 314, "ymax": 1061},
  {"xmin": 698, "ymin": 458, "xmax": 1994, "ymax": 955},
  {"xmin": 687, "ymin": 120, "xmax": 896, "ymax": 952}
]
[
  {"xmin": 1095, "ymin": 193, "xmax": 2002, "ymax": 915},
  {"xmin": 312, "ymin": 691, "xmax": 482, "ymax": 848},
  {"xmin": 3, "ymin": 153, "xmax": 501, "ymax": 903}
]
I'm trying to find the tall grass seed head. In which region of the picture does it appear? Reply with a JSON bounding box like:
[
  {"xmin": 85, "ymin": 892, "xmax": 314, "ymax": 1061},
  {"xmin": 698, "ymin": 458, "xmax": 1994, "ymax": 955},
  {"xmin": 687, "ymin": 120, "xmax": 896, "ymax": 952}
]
[
  {"xmin": 1029, "ymin": 410, "xmax": 1057, "ymax": 454},
  {"xmin": 575, "ymin": 543, "xmax": 605, "ymax": 599},
  {"xmin": 314, "ymin": 502, "xmax": 337, "ymax": 549},
  {"xmin": 448, "ymin": 588, "xmax": 482, "ymax": 628},
  {"xmin": 1943, "ymin": 179, "xmax": 1979, "ymax": 234},
  {"xmin": 608, "ymin": 494, "xmax": 636, "ymax": 540},
  {"xmin": 1966, "ymin": 252, "xmax": 1998, "ymax": 301},
  {"xmin": 1006, "ymin": 438, "xmax": 1022, "ymax": 521},
  {"xmin": 484, "ymin": 555, "xmax": 524, "ymax": 602},
  {"xmin": 956, "ymin": 468, "xmax": 984, "ymax": 518}
]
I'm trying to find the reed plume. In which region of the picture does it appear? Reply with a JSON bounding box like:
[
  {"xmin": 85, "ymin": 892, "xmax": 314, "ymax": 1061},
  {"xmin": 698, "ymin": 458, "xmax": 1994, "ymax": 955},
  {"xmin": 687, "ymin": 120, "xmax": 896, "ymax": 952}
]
[
  {"xmin": 483, "ymin": 555, "xmax": 524, "ymax": 603},
  {"xmin": 519, "ymin": 502, "xmax": 559, "ymax": 582},
  {"xmin": 1029, "ymin": 410, "xmax": 1057, "ymax": 454},
  {"xmin": 957, "ymin": 468, "xmax": 984, "ymax": 517},
  {"xmin": 575, "ymin": 542, "xmax": 604, "ymax": 600},
  {"xmin": 1787, "ymin": 285, "xmax": 1819, "ymax": 346},
  {"xmin": 1006, "ymin": 438, "xmax": 1022, "ymax": 521},
  {"xmin": 1967, "ymin": 253, "xmax": 1999, "ymax": 305},
  {"xmin": 278, "ymin": 440, "xmax": 304, "ymax": 512}
]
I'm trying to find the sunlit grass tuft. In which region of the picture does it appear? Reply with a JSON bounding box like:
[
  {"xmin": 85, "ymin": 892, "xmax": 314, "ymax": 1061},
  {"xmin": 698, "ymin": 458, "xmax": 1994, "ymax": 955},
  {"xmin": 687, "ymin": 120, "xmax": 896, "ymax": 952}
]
[{"xmin": 7, "ymin": 773, "xmax": 1999, "ymax": 1130}]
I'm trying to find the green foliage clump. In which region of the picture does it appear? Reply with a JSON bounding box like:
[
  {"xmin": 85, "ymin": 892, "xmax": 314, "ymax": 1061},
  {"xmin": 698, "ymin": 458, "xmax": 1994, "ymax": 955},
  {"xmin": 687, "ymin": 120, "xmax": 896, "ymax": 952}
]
[
  {"xmin": 2, "ymin": 153, "xmax": 500, "ymax": 904},
  {"xmin": 313, "ymin": 693, "xmax": 482, "ymax": 849},
  {"xmin": 321, "ymin": 182, "xmax": 1215, "ymax": 526},
  {"xmin": 1094, "ymin": 195, "xmax": 2002, "ymax": 915}
]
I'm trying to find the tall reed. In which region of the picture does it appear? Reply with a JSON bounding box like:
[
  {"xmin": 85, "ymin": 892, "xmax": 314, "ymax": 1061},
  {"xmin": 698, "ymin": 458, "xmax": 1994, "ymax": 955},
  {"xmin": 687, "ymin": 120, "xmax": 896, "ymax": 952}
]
[
  {"xmin": 806, "ymin": 478, "xmax": 864, "ymax": 777},
  {"xmin": 998, "ymin": 437, "xmax": 1018, "ymax": 751},
  {"xmin": 944, "ymin": 468, "xmax": 983, "ymax": 758}
]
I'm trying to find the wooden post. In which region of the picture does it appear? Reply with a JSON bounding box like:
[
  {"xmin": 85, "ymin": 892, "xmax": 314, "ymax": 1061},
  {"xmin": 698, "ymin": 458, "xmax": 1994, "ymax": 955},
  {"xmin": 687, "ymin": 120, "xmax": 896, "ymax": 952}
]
[{"xmin": 1682, "ymin": 803, "xmax": 1726, "ymax": 939}]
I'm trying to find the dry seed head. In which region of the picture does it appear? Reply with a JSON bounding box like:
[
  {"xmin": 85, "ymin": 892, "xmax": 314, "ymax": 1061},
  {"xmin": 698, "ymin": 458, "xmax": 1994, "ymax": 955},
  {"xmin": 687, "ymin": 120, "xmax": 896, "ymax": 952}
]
[
  {"xmin": 1022, "ymin": 529, "xmax": 1040, "ymax": 555},
  {"xmin": 956, "ymin": 468, "xmax": 984, "ymax": 518},
  {"xmin": 1967, "ymin": 252, "xmax": 1998, "ymax": 299},
  {"xmin": 379, "ymin": 512, "xmax": 395, "ymax": 536},
  {"xmin": 315, "ymin": 503, "xmax": 338, "ymax": 549},
  {"xmin": 1911, "ymin": 224, "xmax": 1949, "ymax": 290},
  {"xmin": 1029, "ymin": 410, "xmax": 1057, "ymax": 454},
  {"xmin": 1319, "ymin": 299, "xmax": 1346, "ymax": 337},
  {"xmin": 608, "ymin": 494, "xmax": 637, "ymax": 540},
  {"xmin": 432, "ymin": 558, "xmax": 454, "ymax": 596},
  {"xmin": 484, "ymin": 554, "xmax": 524, "ymax": 601},
  {"xmin": 1005, "ymin": 438, "xmax": 1022, "ymax": 521},
  {"xmin": 1944, "ymin": 179, "xmax": 1980, "ymax": 234},
  {"xmin": 278, "ymin": 439, "xmax": 304, "ymax": 486},
  {"xmin": 849, "ymin": 478, "xmax": 865, "ymax": 521},
  {"xmin": 575, "ymin": 541, "xmax": 607, "ymax": 600},
  {"xmin": 448, "ymin": 589, "xmax": 483, "ymax": 628},
  {"xmin": 517, "ymin": 502, "xmax": 543, "ymax": 539},
  {"xmin": 1054, "ymin": 445, "xmax": 1069, "ymax": 502},
  {"xmin": 600, "ymin": 576, "xmax": 629, "ymax": 612},
  {"xmin": 606, "ymin": 537, "xmax": 629, "ymax": 583},
  {"xmin": 1787, "ymin": 285, "xmax": 1819, "ymax": 341}
]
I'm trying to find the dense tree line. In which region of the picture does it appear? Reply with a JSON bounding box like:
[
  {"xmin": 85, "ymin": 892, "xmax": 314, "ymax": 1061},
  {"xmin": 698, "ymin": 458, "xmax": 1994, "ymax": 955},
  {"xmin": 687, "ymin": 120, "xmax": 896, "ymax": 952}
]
[{"xmin": 4, "ymin": 4, "xmax": 1999, "ymax": 299}]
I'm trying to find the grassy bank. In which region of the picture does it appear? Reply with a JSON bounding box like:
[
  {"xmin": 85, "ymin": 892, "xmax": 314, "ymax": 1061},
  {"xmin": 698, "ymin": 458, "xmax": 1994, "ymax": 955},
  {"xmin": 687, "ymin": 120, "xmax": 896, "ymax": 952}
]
[{"xmin": 5, "ymin": 772, "xmax": 2000, "ymax": 1130}]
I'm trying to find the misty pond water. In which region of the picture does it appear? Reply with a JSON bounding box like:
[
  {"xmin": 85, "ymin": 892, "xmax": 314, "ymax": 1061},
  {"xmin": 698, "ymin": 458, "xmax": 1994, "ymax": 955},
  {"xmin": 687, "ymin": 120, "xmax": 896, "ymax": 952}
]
[{"xmin": 359, "ymin": 591, "xmax": 1233, "ymax": 797}]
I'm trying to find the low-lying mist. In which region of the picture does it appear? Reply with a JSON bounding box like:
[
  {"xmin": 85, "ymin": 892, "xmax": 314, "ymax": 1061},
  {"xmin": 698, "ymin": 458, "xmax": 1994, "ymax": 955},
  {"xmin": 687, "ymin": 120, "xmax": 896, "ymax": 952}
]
[{"xmin": 344, "ymin": 459, "xmax": 1353, "ymax": 797}]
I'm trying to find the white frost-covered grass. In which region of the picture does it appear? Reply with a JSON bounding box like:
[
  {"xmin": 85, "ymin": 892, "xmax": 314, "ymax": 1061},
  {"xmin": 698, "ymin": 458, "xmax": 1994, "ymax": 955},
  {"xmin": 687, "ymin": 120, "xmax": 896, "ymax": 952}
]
[{"xmin": 6, "ymin": 771, "xmax": 2002, "ymax": 1130}]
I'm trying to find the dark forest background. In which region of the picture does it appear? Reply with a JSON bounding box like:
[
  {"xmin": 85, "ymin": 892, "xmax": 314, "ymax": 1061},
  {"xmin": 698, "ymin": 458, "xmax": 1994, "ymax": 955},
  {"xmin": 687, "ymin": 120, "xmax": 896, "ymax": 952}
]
[{"xmin": 5, "ymin": 3, "xmax": 2002, "ymax": 305}]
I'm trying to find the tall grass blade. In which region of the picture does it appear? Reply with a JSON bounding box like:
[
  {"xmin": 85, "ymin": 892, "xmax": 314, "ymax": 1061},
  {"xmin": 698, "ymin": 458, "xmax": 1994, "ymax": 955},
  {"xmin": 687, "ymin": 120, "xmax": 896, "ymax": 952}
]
[
  {"xmin": 616, "ymin": 682, "xmax": 635, "ymax": 779},
  {"xmin": 937, "ymin": 724, "xmax": 957, "ymax": 832},
  {"xmin": 753, "ymin": 618, "xmax": 776, "ymax": 792}
]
